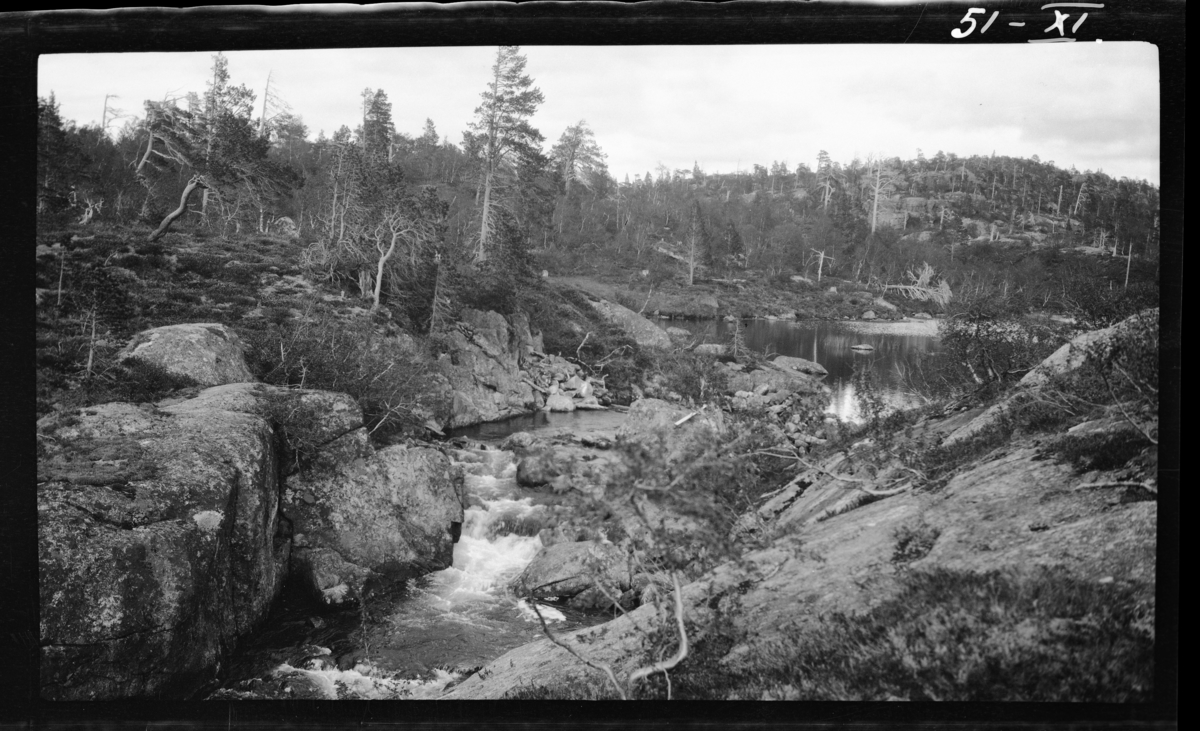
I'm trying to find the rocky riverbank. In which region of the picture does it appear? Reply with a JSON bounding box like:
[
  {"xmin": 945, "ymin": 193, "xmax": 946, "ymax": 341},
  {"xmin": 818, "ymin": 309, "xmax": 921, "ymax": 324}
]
[
  {"xmin": 555, "ymin": 274, "xmax": 932, "ymax": 323},
  {"xmin": 34, "ymin": 242, "xmax": 1158, "ymax": 702},
  {"xmin": 437, "ymin": 310, "xmax": 1158, "ymax": 701}
]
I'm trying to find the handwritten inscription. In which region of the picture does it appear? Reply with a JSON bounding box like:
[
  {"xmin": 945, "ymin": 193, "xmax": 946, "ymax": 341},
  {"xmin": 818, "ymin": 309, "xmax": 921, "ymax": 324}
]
[{"xmin": 950, "ymin": 3, "xmax": 1104, "ymax": 42}]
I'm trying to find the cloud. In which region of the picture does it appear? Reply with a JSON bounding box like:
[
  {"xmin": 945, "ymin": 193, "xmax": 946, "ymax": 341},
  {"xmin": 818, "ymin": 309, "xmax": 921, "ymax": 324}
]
[{"xmin": 37, "ymin": 42, "xmax": 1161, "ymax": 185}]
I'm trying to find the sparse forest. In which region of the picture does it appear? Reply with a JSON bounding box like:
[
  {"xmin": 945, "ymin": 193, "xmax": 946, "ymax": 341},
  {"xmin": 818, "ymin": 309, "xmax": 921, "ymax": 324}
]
[{"xmin": 38, "ymin": 48, "xmax": 1160, "ymax": 329}]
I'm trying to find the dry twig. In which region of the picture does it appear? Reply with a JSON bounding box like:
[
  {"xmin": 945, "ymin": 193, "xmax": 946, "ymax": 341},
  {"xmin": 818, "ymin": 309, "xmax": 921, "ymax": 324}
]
[
  {"xmin": 627, "ymin": 572, "xmax": 688, "ymax": 697},
  {"xmin": 795, "ymin": 457, "xmax": 914, "ymax": 496},
  {"xmin": 528, "ymin": 600, "xmax": 627, "ymax": 700}
]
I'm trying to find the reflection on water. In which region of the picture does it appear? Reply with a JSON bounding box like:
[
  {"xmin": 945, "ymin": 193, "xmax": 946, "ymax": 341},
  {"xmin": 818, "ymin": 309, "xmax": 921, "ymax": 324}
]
[{"xmin": 667, "ymin": 318, "xmax": 941, "ymax": 423}]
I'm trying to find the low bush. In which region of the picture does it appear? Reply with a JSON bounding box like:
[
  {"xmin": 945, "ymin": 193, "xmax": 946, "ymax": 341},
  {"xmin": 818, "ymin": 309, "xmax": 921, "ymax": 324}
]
[
  {"xmin": 892, "ymin": 519, "xmax": 941, "ymax": 563},
  {"xmin": 648, "ymin": 349, "xmax": 730, "ymax": 406},
  {"xmin": 38, "ymin": 355, "xmax": 201, "ymax": 417},
  {"xmin": 259, "ymin": 391, "xmax": 341, "ymax": 474},
  {"xmin": 242, "ymin": 308, "xmax": 448, "ymax": 444},
  {"xmin": 452, "ymin": 260, "xmax": 529, "ymax": 316},
  {"xmin": 1061, "ymin": 275, "xmax": 1159, "ymax": 330},
  {"xmin": 905, "ymin": 423, "xmax": 1013, "ymax": 492},
  {"xmin": 1047, "ymin": 430, "xmax": 1151, "ymax": 473},
  {"xmin": 937, "ymin": 312, "xmax": 1068, "ymax": 391},
  {"xmin": 610, "ymin": 413, "xmax": 791, "ymax": 578}
]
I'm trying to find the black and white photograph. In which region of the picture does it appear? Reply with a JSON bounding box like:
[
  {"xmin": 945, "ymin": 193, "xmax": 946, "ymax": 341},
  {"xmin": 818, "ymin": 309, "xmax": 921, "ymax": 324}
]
[{"xmin": 16, "ymin": 1, "xmax": 1178, "ymax": 720}]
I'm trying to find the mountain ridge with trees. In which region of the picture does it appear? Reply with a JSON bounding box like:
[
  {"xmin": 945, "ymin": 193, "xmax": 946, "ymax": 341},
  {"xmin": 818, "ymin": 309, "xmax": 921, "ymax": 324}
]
[{"xmin": 38, "ymin": 49, "xmax": 1160, "ymax": 319}]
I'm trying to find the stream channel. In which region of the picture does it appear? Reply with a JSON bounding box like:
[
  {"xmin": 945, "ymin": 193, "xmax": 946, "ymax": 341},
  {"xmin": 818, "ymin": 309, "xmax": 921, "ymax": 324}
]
[
  {"xmin": 210, "ymin": 318, "xmax": 939, "ymax": 699},
  {"xmin": 210, "ymin": 415, "xmax": 625, "ymax": 700}
]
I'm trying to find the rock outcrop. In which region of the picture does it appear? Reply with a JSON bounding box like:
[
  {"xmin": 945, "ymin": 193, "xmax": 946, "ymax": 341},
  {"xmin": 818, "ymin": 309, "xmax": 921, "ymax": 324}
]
[
  {"xmin": 589, "ymin": 298, "xmax": 673, "ymax": 350},
  {"xmin": 943, "ymin": 309, "xmax": 1156, "ymax": 446},
  {"xmin": 509, "ymin": 540, "xmax": 632, "ymax": 610},
  {"xmin": 442, "ymin": 439, "xmax": 1155, "ymax": 700},
  {"xmin": 37, "ymin": 380, "xmax": 467, "ymax": 699},
  {"xmin": 515, "ymin": 443, "xmax": 621, "ymax": 494},
  {"xmin": 118, "ymin": 323, "xmax": 255, "ymax": 386},
  {"xmin": 692, "ymin": 343, "xmax": 728, "ymax": 357},
  {"xmin": 770, "ymin": 355, "xmax": 829, "ymax": 377},
  {"xmin": 436, "ymin": 309, "xmax": 608, "ymax": 428},
  {"xmin": 287, "ymin": 443, "xmax": 465, "ymax": 600},
  {"xmin": 664, "ymin": 326, "xmax": 693, "ymax": 343},
  {"xmin": 723, "ymin": 360, "xmax": 828, "ymax": 399},
  {"xmin": 171, "ymin": 383, "xmax": 466, "ymax": 604},
  {"xmin": 38, "ymin": 401, "xmax": 287, "ymax": 700},
  {"xmin": 437, "ymin": 309, "xmax": 539, "ymax": 429}
]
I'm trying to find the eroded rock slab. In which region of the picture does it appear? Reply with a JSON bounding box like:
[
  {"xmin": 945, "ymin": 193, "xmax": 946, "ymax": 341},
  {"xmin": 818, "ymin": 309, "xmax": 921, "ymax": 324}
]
[
  {"xmin": 589, "ymin": 298, "xmax": 673, "ymax": 350},
  {"xmin": 442, "ymin": 443, "xmax": 1155, "ymax": 699}
]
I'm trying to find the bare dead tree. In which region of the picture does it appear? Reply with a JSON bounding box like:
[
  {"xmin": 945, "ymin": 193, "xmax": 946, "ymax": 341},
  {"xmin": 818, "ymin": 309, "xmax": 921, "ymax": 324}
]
[{"xmin": 148, "ymin": 175, "xmax": 206, "ymax": 242}]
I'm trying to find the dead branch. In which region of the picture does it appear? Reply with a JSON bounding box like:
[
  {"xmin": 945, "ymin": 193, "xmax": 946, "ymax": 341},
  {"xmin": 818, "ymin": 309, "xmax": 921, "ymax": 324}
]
[
  {"xmin": 627, "ymin": 573, "xmax": 688, "ymax": 695},
  {"xmin": 1114, "ymin": 362, "xmax": 1157, "ymax": 396},
  {"xmin": 1103, "ymin": 375, "xmax": 1158, "ymax": 445},
  {"xmin": 673, "ymin": 411, "xmax": 698, "ymax": 427},
  {"xmin": 148, "ymin": 175, "xmax": 205, "ymax": 242},
  {"xmin": 522, "ymin": 379, "xmax": 549, "ymax": 395},
  {"xmin": 1076, "ymin": 480, "xmax": 1157, "ymax": 494},
  {"xmin": 795, "ymin": 457, "xmax": 914, "ymax": 496},
  {"xmin": 637, "ymin": 286, "xmax": 655, "ymax": 316},
  {"xmin": 528, "ymin": 600, "xmax": 627, "ymax": 700}
]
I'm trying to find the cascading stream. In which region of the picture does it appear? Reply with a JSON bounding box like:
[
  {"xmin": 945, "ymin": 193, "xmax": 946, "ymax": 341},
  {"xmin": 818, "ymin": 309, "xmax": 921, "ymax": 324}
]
[
  {"xmin": 212, "ymin": 410, "xmax": 626, "ymax": 701},
  {"xmin": 249, "ymin": 446, "xmax": 577, "ymax": 699}
]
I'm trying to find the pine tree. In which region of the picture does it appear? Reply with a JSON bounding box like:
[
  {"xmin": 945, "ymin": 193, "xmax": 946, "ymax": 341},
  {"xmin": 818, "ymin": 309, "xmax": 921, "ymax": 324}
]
[
  {"xmin": 359, "ymin": 89, "xmax": 395, "ymax": 160},
  {"xmin": 549, "ymin": 120, "xmax": 606, "ymax": 194},
  {"xmin": 468, "ymin": 46, "xmax": 545, "ymax": 261}
]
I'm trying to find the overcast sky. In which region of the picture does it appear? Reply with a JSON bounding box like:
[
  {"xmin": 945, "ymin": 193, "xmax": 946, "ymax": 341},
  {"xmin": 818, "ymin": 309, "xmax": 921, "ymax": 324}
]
[{"xmin": 38, "ymin": 42, "xmax": 1160, "ymax": 184}]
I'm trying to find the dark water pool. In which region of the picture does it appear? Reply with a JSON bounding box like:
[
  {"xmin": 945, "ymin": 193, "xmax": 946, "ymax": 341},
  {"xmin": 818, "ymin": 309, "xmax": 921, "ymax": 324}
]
[
  {"xmin": 447, "ymin": 407, "xmax": 629, "ymax": 443},
  {"xmin": 665, "ymin": 318, "xmax": 942, "ymax": 422}
]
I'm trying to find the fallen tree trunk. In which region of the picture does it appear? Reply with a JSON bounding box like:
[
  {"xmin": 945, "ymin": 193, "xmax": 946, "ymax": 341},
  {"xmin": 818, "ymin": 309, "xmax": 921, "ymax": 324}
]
[{"xmin": 148, "ymin": 176, "xmax": 204, "ymax": 242}]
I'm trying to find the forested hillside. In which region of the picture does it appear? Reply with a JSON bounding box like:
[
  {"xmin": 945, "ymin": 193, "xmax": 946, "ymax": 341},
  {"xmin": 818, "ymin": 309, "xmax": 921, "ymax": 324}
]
[{"xmin": 38, "ymin": 48, "xmax": 1160, "ymax": 328}]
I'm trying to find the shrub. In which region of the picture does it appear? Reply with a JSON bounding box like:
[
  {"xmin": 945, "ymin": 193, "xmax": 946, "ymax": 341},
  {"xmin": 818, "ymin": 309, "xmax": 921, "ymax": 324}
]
[
  {"xmin": 242, "ymin": 308, "xmax": 447, "ymax": 443},
  {"xmin": 175, "ymin": 252, "xmax": 229, "ymax": 279},
  {"xmin": 259, "ymin": 391, "xmax": 339, "ymax": 474},
  {"xmin": 1046, "ymin": 430, "xmax": 1151, "ymax": 473},
  {"xmin": 1061, "ymin": 274, "xmax": 1159, "ymax": 330},
  {"xmin": 650, "ymin": 350, "xmax": 730, "ymax": 406},
  {"xmin": 906, "ymin": 422, "xmax": 1013, "ymax": 492},
  {"xmin": 39, "ymin": 355, "xmax": 201, "ymax": 416},
  {"xmin": 937, "ymin": 311, "xmax": 1067, "ymax": 392},
  {"xmin": 892, "ymin": 519, "xmax": 941, "ymax": 563},
  {"xmin": 453, "ymin": 260, "xmax": 530, "ymax": 316},
  {"xmin": 503, "ymin": 567, "xmax": 1154, "ymax": 702}
]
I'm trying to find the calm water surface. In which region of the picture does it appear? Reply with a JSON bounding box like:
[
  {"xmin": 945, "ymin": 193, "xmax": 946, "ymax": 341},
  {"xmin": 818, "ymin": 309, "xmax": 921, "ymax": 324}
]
[{"xmin": 668, "ymin": 318, "xmax": 942, "ymax": 423}]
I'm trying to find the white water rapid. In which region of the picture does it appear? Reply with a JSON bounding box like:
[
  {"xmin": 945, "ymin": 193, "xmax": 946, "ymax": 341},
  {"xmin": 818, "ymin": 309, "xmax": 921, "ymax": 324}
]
[{"xmin": 259, "ymin": 446, "xmax": 577, "ymax": 699}]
